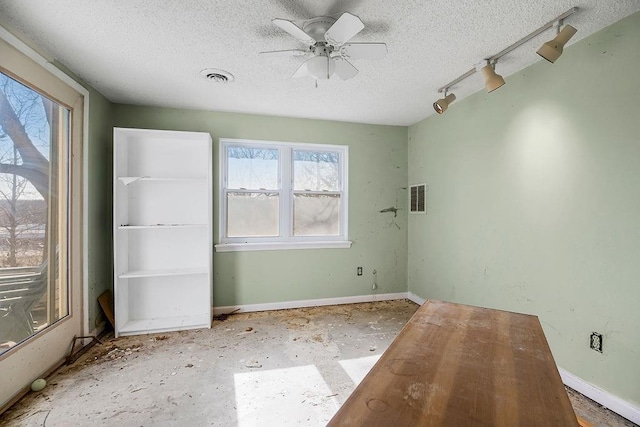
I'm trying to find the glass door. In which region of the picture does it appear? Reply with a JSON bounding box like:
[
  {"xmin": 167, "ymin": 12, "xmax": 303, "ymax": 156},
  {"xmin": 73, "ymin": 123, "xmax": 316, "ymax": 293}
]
[
  {"xmin": 0, "ymin": 34, "xmax": 84, "ymax": 409},
  {"xmin": 0, "ymin": 71, "xmax": 70, "ymax": 352}
]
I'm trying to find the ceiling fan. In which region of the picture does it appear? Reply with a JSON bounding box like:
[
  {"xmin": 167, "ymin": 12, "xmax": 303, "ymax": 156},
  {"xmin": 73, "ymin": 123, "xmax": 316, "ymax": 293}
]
[{"xmin": 261, "ymin": 12, "xmax": 387, "ymax": 81}]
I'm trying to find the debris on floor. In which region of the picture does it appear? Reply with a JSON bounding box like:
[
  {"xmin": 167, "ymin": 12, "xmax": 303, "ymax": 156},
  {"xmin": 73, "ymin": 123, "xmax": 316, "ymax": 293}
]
[
  {"xmin": 245, "ymin": 359, "xmax": 262, "ymax": 369},
  {"xmin": 0, "ymin": 300, "xmax": 633, "ymax": 427},
  {"xmin": 213, "ymin": 308, "xmax": 240, "ymax": 322}
]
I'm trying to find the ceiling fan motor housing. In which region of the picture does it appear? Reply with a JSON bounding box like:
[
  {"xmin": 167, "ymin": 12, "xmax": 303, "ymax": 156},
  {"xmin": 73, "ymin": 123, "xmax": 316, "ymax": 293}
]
[
  {"xmin": 313, "ymin": 42, "xmax": 333, "ymax": 56},
  {"xmin": 303, "ymin": 17, "xmax": 337, "ymax": 42}
]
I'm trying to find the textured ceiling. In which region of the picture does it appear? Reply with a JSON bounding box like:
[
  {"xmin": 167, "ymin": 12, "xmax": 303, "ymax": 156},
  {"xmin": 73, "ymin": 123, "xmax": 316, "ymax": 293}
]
[{"xmin": 0, "ymin": 1, "xmax": 638, "ymax": 126}]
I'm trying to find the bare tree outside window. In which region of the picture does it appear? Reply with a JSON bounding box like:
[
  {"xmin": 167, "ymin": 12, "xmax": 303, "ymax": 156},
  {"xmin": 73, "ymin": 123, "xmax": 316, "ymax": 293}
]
[
  {"xmin": 0, "ymin": 72, "xmax": 68, "ymax": 353},
  {"xmin": 0, "ymin": 146, "xmax": 47, "ymax": 267}
]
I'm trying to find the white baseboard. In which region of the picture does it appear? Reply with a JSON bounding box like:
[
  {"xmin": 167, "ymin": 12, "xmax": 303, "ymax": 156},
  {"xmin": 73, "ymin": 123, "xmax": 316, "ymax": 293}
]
[
  {"xmin": 407, "ymin": 292, "xmax": 426, "ymax": 305},
  {"xmin": 212, "ymin": 292, "xmax": 409, "ymax": 316},
  {"xmin": 559, "ymin": 368, "xmax": 640, "ymax": 424}
]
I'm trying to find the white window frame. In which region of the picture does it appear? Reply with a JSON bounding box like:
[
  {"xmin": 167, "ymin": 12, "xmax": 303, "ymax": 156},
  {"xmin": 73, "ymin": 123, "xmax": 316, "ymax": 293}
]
[{"xmin": 215, "ymin": 138, "xmax": 351, "ymax": 252}]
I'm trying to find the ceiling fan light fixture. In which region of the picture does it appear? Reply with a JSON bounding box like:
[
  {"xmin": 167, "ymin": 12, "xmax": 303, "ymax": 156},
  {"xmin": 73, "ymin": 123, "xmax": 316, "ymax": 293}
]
[
  {"xmin": 433, "ymin": 92, "xmax": 456, "ymax": 114},
  {"xmin": 537, "ymin": 24, "xmax": 577, "ymax": 63},
  {"xmin": 307, "ymin": 55, "xmax": 335, "ymax": 80}
]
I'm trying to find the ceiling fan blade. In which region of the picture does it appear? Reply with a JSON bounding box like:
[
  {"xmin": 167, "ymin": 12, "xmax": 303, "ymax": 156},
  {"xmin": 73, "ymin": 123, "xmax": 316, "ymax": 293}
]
[
  {"xmin": 272, "ymin": 18, "xmax": 316, "ymax": 45},
  {"xmin": 292, "ymin": 58, "xmax": 311, "ymax": 78},
  {"xmin": 333, "ymin": 58, "xmax": 359, "ymax": 80},
  {"xmin": 324, "ymin": 12, "xmax": 364, "ymax": 46},
  {"xmin": 260, "ymin": 49, "xmax": 309, "ymax": 57},
  {"xmin": 340, "ymin": 43, "xmax": 387, "ymax": 60}
]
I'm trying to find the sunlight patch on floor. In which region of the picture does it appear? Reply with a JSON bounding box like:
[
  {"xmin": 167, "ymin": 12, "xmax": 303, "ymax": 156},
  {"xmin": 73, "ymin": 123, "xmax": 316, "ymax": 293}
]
[
  {"xmin": 234, "ymin": 365, "xmax": 338, "ymax": 426},
  {"xmin": 338, "ymin": 354, "xmax": 381, "ymax": 385}
]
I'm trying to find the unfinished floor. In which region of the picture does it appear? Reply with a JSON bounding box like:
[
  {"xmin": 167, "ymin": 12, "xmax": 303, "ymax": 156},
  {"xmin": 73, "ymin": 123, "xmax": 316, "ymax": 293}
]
[{"xmin": 1, "ymin": 300, "xmax": 635, "ymax": 426}]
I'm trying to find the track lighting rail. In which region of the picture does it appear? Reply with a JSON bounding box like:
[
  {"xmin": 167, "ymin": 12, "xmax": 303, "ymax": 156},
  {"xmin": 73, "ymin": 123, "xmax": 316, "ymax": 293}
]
[{"xmin": 436, "ymin": 7, "xmax": 578, "ymax": 94}]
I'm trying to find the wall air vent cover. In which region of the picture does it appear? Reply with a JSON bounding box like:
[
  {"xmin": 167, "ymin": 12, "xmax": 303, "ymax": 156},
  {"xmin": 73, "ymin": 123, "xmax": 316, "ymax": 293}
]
[{"xmin": 410, "ymin": 184, "xmax": 426, "ymax": 214}]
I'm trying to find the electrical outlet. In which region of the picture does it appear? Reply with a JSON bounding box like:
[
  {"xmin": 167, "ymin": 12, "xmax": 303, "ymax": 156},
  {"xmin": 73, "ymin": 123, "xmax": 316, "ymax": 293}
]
[
  {"xmin": 590, "ymin": 332, "xmax": 603, "ymax": 353},
  {"xmin": 357, "ymin": 267, "xmax": 363, "ymax": 276}
]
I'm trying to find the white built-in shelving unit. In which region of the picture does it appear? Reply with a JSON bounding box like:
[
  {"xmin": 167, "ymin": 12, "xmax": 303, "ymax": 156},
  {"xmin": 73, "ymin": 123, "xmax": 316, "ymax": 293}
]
[{"xmin": 113, "ymin": 128, "xmax": 212, "ymax": 337}]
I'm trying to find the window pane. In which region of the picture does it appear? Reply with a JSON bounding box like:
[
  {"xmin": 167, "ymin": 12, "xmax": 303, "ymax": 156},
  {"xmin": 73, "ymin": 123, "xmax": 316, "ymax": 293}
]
[
  {"xmin": 0, "ymin": 72, "xmax": 69, "ymax": 354},
  {"xmin": 227, "ymin": 192, "xmax": 279, "ymax": 237},
  {"xmin": 293, "ymin": 194, "xmax": 340, "ymax": 236},
  {"xmin": 293, "ymin": 150, "xmax": 339, "ymax": 191},
  {"xmin": 228, "ymin": 147, "xmax": 278, "ymax": 190}
]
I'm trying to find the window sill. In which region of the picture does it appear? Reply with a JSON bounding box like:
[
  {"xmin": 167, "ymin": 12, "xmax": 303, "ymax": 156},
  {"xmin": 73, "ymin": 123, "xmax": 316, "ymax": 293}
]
[{"xmin": 215, "ymin": 241, "xmax": 352, "ymax": 252}]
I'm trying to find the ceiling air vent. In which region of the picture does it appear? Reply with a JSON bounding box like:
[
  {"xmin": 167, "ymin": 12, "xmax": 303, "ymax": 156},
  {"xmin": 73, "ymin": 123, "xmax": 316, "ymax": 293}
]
[
  {"xmin": 200, "ymin": 68, "xmax": 234, "ymax": 83},
  {"xmin": 410, "ymin": 184, "xmax": 426, "ymax": 214}
]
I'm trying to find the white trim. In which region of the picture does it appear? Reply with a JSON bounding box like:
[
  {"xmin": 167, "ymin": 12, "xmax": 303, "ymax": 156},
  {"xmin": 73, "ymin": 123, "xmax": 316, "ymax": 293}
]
[
  {"xmin": 559, "ymin": 368, "xmax": 640, "ymax": 424},
  {"xmin": 341, "ymin": 147, "xmax": 349, "ymax": 240},
  {"xmin": 407, "ymin": 292, "xmax": 426, "ymax": 305},
  {"xmin": 0, "ymin": 25, "xmax": 91, "ymax": 336},
  {"xmin": 215, "ymin": 240, "xmax": 352, "ymax": 252},
  {"xmin": 0, "ymin": 26, "xmax": 87, "ymax": 94},
  {"xmin": 212, "ymin": 292, "xmax": 409, "ymax": 315},
  {"xmin": 81, "ymin": 77, "xmax": 90, "ymax": 339}
]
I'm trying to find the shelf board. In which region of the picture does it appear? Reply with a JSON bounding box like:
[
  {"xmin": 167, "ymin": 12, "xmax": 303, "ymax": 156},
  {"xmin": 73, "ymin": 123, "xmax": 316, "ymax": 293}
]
[
  {"xmin": 118, "ymin": 176, "xmax": 207, "ymax": 185},
  {"xmin": 117, "ymin": 314, "xmax": 211, "ymax": 336},
  {"xmin": 118, "ymin": 268, "xmax": 208, "ymax": 279},
  {"xmin": 118, "ymin": 224, "xmax": 208, "ymax": 229}
]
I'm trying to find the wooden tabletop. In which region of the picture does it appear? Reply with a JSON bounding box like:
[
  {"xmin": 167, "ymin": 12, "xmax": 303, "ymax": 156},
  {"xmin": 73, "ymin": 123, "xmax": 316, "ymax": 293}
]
[{"xmin": 328, "ymin": 299, "xmax": 577, "ymax": 426}]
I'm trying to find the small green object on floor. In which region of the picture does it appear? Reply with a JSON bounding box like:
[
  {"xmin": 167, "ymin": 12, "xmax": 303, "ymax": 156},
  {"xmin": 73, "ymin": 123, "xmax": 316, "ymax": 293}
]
[{"xmin": 30, "ymin": 379, "xmax": 46, "ymax": 392}]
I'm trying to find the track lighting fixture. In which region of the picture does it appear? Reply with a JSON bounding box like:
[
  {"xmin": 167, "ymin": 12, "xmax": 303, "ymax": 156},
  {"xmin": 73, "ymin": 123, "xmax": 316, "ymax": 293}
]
[
  {"xmin": 433, "ymin": 7, "xmax": 578, "ymax": 116},
  {"xmin": 433, "ymin": 90, "xmax": 456, "ymax": 114},
  {"xmin": 537, "ymin": 24, "xmax": 578, "ymax": 63},
  {"xmin": 478, "ymin": 60, "xmax": 505, "ymax": 93}
]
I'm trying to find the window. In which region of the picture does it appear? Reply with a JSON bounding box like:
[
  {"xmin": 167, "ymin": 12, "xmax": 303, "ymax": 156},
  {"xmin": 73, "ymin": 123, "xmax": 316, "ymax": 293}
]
[{"xmin": 217, "ymin": 139, "xmax": 350, "ymax": 251}]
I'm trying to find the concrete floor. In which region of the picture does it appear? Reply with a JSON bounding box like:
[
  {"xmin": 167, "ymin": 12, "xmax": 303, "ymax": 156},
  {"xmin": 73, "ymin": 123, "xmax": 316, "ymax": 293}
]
[{"xmin": 1, "ymin": 300, "xmax": 635, "ymax": 426}]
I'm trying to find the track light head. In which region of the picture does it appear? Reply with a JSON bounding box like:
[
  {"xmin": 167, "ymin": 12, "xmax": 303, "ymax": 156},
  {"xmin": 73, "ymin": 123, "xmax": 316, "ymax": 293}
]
[
  {"xmin": 537, "ymin": 24, "xmax": 577, "ymax": 63},
  {"xmin": 478, "ymin": 61, "xmax": 505, "ymax": 93},
  {"xmin": 433, "ymin": 92, "xmax": 456, "ymax": 114}
]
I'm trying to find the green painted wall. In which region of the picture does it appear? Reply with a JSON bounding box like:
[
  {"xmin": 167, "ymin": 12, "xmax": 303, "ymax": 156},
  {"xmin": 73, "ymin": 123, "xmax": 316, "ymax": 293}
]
[
  {"xmin": 112, "ymin": 107, "xmax": 408, "ymax": 306},
  {"xmin": 50, "ymin": 61, "xmax": 114, "ymax": 332},
  {"xmin": 85, "ymin": 87, "xmax": 113, "ymax": 331},
  {"xmin": 408, "ymin": 12, "xmax": 640, "ymax": 405}
]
